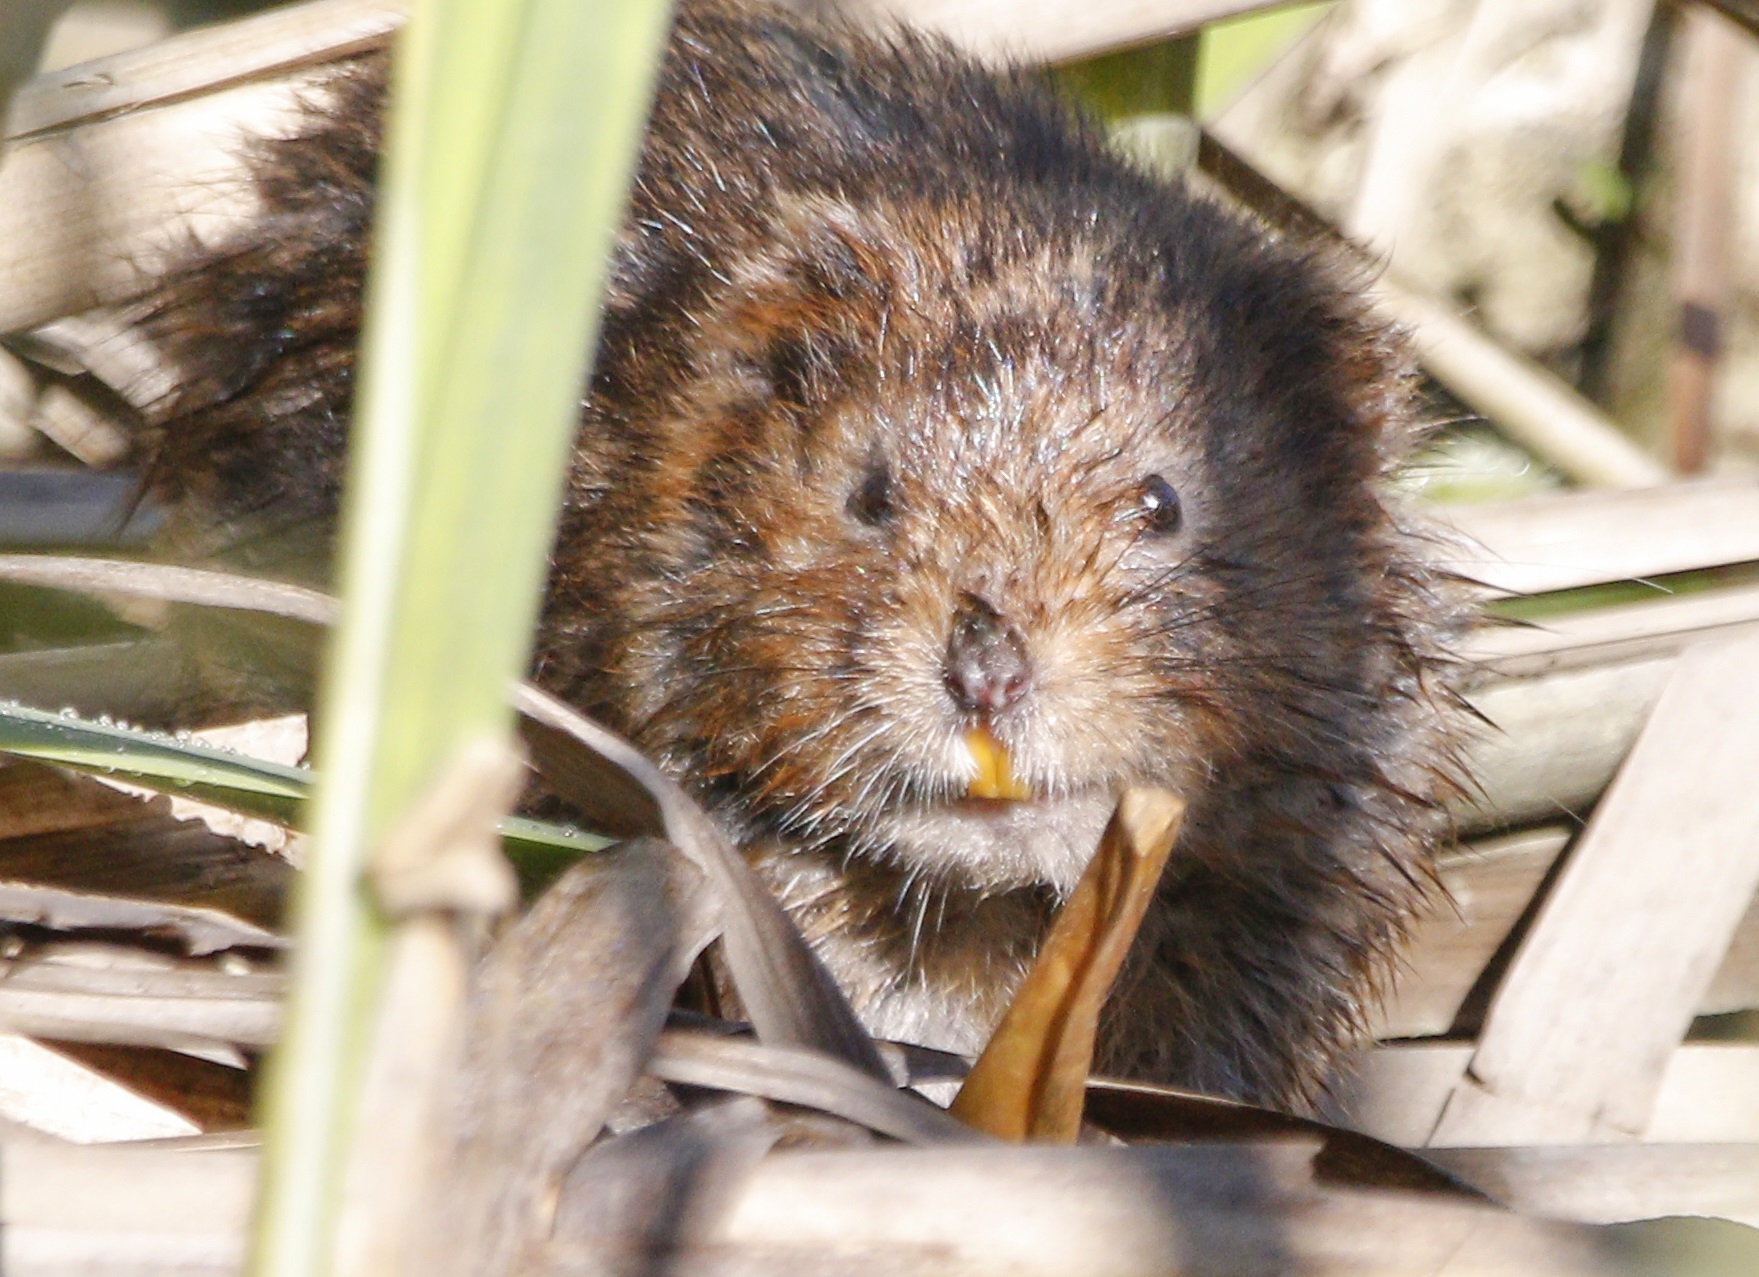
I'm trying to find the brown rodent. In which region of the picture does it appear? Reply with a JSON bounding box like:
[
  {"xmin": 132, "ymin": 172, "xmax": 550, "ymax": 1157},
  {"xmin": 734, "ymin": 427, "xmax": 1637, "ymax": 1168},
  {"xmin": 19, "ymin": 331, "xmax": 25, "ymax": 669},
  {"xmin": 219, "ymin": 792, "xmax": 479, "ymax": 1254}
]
[{"xmin": 144, "ymin": 0, "xmax": 1465, "ymax": 1112}]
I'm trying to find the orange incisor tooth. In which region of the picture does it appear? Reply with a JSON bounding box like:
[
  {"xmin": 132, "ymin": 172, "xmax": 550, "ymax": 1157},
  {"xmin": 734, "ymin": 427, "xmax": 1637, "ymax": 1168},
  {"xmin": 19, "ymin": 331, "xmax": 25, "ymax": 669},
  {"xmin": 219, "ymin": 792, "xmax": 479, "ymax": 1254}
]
[{"xmin": 965, "ymin": 727, "xmax": 1030, "ymax": 800}]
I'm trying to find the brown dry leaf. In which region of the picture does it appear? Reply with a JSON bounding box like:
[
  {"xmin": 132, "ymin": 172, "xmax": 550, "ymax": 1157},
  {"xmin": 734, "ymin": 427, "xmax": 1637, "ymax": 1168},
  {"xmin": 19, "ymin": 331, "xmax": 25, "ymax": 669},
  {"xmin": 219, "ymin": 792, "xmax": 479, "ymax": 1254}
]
[
  {"xmin": 950, "ymin": 787, "xmax": 1184, "ymax": 1142},
  {"xmin": 0, "ymin": 759, "xmax": 292, "ymax": 947},
  {"xmin": 412, "ymin": 835, "xmax": 718, "ymax": 1277},
  {"xmin": 516, "ymin": 684, "xmax": 890, "ymax": 1081}
]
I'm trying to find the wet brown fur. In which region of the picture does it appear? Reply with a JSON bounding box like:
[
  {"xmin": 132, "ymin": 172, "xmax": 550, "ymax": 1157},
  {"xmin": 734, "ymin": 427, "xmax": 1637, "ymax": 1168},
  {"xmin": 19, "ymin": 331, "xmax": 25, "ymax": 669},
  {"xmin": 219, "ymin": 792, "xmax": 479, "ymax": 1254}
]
[{"xmin": 145, "ymin": 0, "xmax": 1466, "ymax": 1112}]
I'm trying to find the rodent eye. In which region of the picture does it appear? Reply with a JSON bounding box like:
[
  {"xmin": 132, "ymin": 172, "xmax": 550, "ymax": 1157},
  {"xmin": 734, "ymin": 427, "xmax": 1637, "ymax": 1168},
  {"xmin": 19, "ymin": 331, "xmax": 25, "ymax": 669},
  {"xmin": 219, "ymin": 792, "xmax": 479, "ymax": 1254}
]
[
  {"xmin": 1138, "ymin": 474, "xmax": 1182, "ymax": 536},
  {"xmin": 848, "ymin": 460, "xmax": 895, "ymax": 526}
]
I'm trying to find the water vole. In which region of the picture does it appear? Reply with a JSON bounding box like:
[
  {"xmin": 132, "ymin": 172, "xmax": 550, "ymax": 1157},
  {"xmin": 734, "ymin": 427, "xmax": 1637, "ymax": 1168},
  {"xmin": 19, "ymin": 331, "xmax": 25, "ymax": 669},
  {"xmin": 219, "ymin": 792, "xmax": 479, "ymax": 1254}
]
[{"xmin": 145, "ymin": 0, "xmax": 1465, "ymax": 1112}]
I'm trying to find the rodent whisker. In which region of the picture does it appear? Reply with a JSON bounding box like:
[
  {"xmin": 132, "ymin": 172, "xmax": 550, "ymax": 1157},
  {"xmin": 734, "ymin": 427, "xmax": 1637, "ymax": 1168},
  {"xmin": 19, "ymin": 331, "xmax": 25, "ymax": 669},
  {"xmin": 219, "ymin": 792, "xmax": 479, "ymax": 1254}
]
[{"xmin": 768, "ymin": 717, "xmax": 900, "ymax": 824}]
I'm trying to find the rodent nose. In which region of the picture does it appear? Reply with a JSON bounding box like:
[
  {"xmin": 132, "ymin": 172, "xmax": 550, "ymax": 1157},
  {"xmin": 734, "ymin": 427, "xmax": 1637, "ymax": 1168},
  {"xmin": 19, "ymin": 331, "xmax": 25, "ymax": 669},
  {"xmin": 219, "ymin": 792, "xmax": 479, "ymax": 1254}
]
[{"xmin": 944, "ymin": 594, "xmax": 1031, "ymax": 713}]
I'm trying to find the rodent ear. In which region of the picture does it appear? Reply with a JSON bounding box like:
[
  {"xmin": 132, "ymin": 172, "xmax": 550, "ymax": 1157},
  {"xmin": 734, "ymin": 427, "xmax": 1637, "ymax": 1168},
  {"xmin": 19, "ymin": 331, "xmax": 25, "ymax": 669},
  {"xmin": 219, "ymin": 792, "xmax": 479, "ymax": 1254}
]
[
  {"xmin": 724, "ymin": 194, "xmax": 896, "ymax": 334},
  {"xmin": 793, "ymin": 196, "xmax": 900, "ymax": 304},
  {"xmin": 699, "ymin": 196, "xmax": 898, "ymax": 410}
]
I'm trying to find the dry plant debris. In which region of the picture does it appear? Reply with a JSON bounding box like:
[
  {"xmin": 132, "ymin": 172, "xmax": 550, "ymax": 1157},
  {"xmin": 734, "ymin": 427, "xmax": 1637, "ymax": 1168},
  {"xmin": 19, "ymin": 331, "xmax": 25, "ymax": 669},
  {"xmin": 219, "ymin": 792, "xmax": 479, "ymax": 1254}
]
[
  {"xmin": 4, "ymin": 1, "xmax": 1759, "ymax": 1272},
  {"xmin": 951, "ymin": 788, "xmax": 1184, "ymax": 1142}
]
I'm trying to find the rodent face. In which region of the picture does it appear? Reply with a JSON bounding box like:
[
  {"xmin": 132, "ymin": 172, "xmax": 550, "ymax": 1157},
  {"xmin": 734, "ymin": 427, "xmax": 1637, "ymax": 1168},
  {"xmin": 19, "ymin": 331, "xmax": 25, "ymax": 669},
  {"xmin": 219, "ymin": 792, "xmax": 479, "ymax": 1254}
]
[
  {"xmin": 799, "ymin": 379, "xmax": 1233, "ymax": 894},
  {"xmin": 591, "ymin": 195, "xmax": 1388, "ymax": 896}
]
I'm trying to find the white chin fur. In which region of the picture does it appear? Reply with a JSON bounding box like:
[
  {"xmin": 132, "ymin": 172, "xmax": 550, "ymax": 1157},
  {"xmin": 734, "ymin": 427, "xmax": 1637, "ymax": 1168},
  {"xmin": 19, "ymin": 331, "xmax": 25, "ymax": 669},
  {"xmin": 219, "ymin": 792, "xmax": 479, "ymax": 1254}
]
[{"xmin": 875, "ymin": 789, "xmax": 1118, "ymax": 894}]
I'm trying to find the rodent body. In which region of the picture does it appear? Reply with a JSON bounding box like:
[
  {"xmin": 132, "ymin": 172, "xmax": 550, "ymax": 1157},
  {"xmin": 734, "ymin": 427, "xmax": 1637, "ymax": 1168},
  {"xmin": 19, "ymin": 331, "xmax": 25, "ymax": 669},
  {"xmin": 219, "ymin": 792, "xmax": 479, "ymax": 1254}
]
[{"xmin": 147, "ymin": 0, "xmax": 1463, "ymax": 1111}]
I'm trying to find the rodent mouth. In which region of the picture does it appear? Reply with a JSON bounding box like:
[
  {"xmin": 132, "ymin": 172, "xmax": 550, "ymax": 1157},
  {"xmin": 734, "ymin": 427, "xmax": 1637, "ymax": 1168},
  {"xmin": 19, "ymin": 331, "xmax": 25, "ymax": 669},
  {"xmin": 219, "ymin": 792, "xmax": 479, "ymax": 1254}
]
[
  {"xmin": 885, "ymin": 786, "xmax": 1119, "ymax": 894},
  {"xmin": 948, "ymin": 794, "xmax": 1033, "ymax": 813}
]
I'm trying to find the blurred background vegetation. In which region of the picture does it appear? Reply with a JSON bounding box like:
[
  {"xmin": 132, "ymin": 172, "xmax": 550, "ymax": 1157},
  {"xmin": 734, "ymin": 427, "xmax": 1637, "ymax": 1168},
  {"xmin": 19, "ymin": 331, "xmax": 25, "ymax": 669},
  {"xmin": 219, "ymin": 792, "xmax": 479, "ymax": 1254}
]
[{"xmin": 10, "ymin": 0, "xmax": 1757, "ymax": 519}]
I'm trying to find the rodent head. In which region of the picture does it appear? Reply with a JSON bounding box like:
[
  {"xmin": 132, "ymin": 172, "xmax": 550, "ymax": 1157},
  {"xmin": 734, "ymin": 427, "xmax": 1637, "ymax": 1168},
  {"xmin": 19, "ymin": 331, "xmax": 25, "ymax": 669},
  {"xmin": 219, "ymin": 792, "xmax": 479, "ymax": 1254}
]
[{"xmin": 574, "ymin": 188, "xmax": 1416, "ymax": 897}]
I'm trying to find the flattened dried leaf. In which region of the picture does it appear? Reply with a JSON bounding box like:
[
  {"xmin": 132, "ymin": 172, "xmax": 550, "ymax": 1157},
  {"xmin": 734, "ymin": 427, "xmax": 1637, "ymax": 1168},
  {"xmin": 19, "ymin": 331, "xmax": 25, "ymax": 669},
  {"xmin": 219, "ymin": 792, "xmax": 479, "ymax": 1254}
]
[
  {"xmin": 0, "ymin": 759, "xmax": 289, "ymax": 949},
  {"xmin": 0, "ymin": 757, "xmax": 157, "ymax": 841},
  {"xmin": 517, "ymin": 686, "xmax": 889, "ymax": 1080},
  {"xmin": 417, "ymin": 837, "xmax": 717, "ymax": 1277},
  {"xmin": 1082, "ymin": 1079, "xmax": 1484, "ymax": 1199},
  {"xmin": 649, "ymin": 1027, "xmax": 982, "ymax": 1147},
  {"xmin": 951, "ymin": 788, "xmax": 1183, "ymax": 1142},
  {"xmin": 50, "ymin": 1040, "xmax": 252, "ymax": 1134},
  {"xmin": 0, "ymin": 880, "xmax": 281, "ymax": 955}
]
